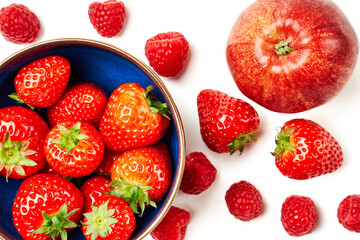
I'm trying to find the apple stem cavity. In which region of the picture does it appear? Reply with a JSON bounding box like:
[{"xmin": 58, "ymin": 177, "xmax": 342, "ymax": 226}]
[{"xmin": 275, "ymin": 41, "xmax": 297, "ymax": 55}]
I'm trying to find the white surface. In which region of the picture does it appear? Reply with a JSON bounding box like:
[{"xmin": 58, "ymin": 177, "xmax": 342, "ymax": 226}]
[{"xmin": 1, "ymin": 0, "xmax": 360, "ymax": 239}]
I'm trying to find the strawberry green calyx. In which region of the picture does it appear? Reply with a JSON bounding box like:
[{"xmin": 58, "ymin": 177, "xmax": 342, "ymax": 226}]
[
  {"xmin": 8, "ymin": 92, "xmax": 36, "ymax": 110},
  {"xmin": 227, "ymin": 130, "xmax": 258, "ymax": 155},
  {"xmin": 144, "ymin": 85, "xmax": 171, "ymax": 120},
  {"xmin": 272, "ymin": 127, "xmax": 297, "ymax": 160},
  {"xmin": 109, "ymin": 178, "xmax": 157, "ymax": 217},
  {"xmin": 33, "ymin": 204, "xmax": 79, "ymax": 240},
  {"xmin": 274, "ymin": 41, "xmax": 297, "ymax": 55},
  {"xmin": 0, "ymin": 132, "xmax": 37, "ymax": 181},
  {"xmin": 51, "ymin": 122, "xmax": 90, "ymax": 155},
  {"xmin": 82, "ymin": 200, "xmax": 118, "ymax": 240}
]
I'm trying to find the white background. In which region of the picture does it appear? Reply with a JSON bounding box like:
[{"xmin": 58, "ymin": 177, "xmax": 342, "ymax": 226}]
[{"xmin": 1, "ymin": 0, "xmax": 360, "ymax": 239}]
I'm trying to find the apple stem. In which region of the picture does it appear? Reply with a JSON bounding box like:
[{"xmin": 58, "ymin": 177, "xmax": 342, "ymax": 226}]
[{"xmin": 275, "ymin": 41, "xmax": 297, "ymax": 55}]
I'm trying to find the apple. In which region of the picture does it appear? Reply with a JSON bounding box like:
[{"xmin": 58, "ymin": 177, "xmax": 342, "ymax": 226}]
[{"xmin": 226, "ymin": 0, "xmax": 358, "ymax": 113}]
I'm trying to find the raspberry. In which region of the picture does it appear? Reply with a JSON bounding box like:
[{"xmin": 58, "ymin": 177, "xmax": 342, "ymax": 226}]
[
  {"xmin": 0, "ymin": 4, "xmax": 40, "ymax": 44},
  {"xmin": 150, "ymin": 206, "xmax": 191, "ymax": 240},
  {"xmin": 225, "ymin": 180, "xmax": 263, "ymax": 221},
  {"xmin": 337, "ymin": 194, "xmax": 360, "ymax": 232},
  {"xmin": 88, "ymin": 0, "xmax": 126, "ymax": 38},
  {"xmin": 145, "ymin": 32, "xmax": 189, "ymax": 77},
  {"xmin": 281, "ymin": 195, "xmax": 318, "ymax": 237},
  {"xmin": 180, "ymin": 152, "xmax": 217, "ymax": 195}
]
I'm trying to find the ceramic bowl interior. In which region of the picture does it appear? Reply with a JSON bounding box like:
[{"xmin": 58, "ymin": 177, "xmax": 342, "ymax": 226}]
[{"xmin": 0, "ymin": 38, "xmax": 185, "ymax": 240}]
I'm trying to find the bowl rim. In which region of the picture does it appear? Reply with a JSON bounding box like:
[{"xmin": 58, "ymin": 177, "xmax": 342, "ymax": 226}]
[{"xmin": 0, "ymin": 38, "xmax": 186, "ymax": 240}]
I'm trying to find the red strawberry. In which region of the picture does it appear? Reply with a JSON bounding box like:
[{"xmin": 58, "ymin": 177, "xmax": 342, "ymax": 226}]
[
  {"xmin": 337, "ymin": 194, "xmax": 360, "ymax": 232},
  {"xmin": 100, "ymin": 83, "xmax": 170, "ymax": 152},
  {"xmin": 88, "ymin": 0, "xmax": 126, "ymax": 38},
  {"xmin": 272, "ymin": 118, "xmax": 343, "ymax": 180},
  {"xmin": 80, "ymin": 176, "xmax": 112, "ymax": 211},
  {"xmin": 180, "ymin": 152, "xmax": 217, "ymax": 195},
  {"xmin": 110, "ymin": 142, "xmax": 172, "ymax": 216},
  {"xmin": 44, "ymin": 121, "xmax": 105, "ymax": 177},
  {"xmin": 0, "ymin": 106, "xmax": 49, "ymax": 180},
  {"xmin": 12, "ymin": 173, "xmax": 84, "ymax": 240},
  {"xmin": 281, "ymin": 195, "xmax": 318, "ymax": 237},
  {"xmin": 47, "ymin": 82, "xmax": 107, "ymax": 128},
  {"xmin": 0, "ymin": 3, "xmax": 40, "ymax": 44},
  {"xmin": 197, "ymin": 89, "xmax": 260, "ymax": 154},
  {"xmin": 225, "ymin": 180, "xmax": 263, "ymax": 221},
  {"xmin": 95, "ymin": 150, "xmax": 121, "ymax": 178},
  {"xmin": 145, "ymin": 32, "xmax": 189, "ymax": 77},
  {"xmin": 150, "ymin": 206, "xmax": 191, "ymax": 240},
  {"xmin": 11, "ymin": 56, "xmax": 71, "ymax": 108}
]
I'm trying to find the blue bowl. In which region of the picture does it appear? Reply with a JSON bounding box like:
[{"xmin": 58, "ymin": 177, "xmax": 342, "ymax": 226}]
[{"xmin": 0, "ymin": 38, "xmax": 185, "ymax": 240}]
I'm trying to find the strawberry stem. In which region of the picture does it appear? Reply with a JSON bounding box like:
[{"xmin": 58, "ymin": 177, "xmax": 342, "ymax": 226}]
[
  {"xmin": 143, "ymin": 85, "xmax": 171, "ymax": 120},
  {"xmin": 271, "ymin": 127, "xmax": 297, "ymax": 160},
  {"xmin": 227, "ymin": 130, "xmax": 258, "ymax": 155}
]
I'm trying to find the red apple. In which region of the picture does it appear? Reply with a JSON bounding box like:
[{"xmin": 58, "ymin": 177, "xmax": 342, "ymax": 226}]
[{"xmin": 226, "ymin": 0, "xmax": 358, "ymax": 113}]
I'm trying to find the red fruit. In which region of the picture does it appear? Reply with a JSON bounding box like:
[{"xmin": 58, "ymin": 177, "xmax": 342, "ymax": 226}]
[
  {"xmin": 44, "ymin": 121, "xmax": 105, "ymax": 177},
  {"xmin": 12, "ymin": 56, "xmax": 71, "ymax": 108},
  {"xmin": 12, "ymin": 173, "xmax": 84, "ymax": 240},
  {"xmin": 226, "ymin": 0, "xmax": 358, "ymax": 113},
  {"xmin": 47, "ymin": 82, "xmax": 107, "ymax": 128},
  {"xmin": 197, "ymin": 89, "xmax": 260, "ymax": 154},
  {"xmin": 272, "ymin": 118, "xmax": 343, "ymax": 180},
  {"xmin": 0, "ymin": 106, "xmax": 49, "ymax": 180},
  {"xmin": 88, "ymin": 0, "xmax": 126, "ymax": 38},
  {"xmin": 145, "ymin": 32, "xmax": 189, "ymax": 77},
  {"xmin": 225, "ymin": 181, "xmax": 263, "ymax": 221},
  {"xmin": 150, "ymin": 206, "xmax": 191, "ymax": 240},
  {"xmin": 0, "ymin": 3, "xmax": 40, "ymax": 44},
  {"xmin": 337, "ymin": 194, "xmax": 360, "ymax": 233},
  {"xmin": 180, "ymin": 152, "xmax": 217, "ymax": 195},
  {"xmin": 281, "ymin": 195, "xmax": 318, "ymax": 237},
  {"xmin": 80, "ymin": 176, "xmax": 112, "ymax": 211},
  {"xmin": 95, "ymin": 150, "xmax": 121, "ymax": 177},
  {"xmin": 100, "ymin": 83, "xmax": 170, "ymax": 152}
]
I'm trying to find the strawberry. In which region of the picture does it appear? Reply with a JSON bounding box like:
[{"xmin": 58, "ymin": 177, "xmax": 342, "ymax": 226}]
[
  {"xmin": 180, "ymin": 151, "xmax": 217, "ymax": 195},
  {"xmin": 337, "ymin": 194, "xmax": 360, "ymax": 233},
  {"xmin": 88, "ymin": 0, "xmax": 126, "ymax": 38},
  {"xmin": 110, "ymin": 142, "xmax": 172, "ymax": 216},
  {"xmin": 281, "ymin": 195, "xmax": 318, "ymax": 237},
  {"xmin": 47, "ymin": 82, "xmax": 107, "ymax": 128},
  {"xmin": 99, "ymin": 83, "xmax": 170, "ymax": 152},
  {"xmin": 225, "ymin": 180, "xmax": 263, "ymax": 221},
  {"xmin": 150, "ymin": 206, "xmax": 191, "ymax": 240},
  {"xmin": 0, "ymin": 106, "xmax": 49, "ymax": 180},
  {"xmin": 95, "ymin": 150, "xmax": 121, "ymax": 178},
  {"xmin": 80, "ymin": 176, "xmax": 112, "ymax": 211},
  {"xmin": 145, "ymin": 32, "xmax": 189, "ymax": 77},
  {"xmin": 44, "ymin": 121, "xmax": 105, "ymax": 177},
  {"xmin": 272, "ymin": 118, "xmax": 343, "ymax": 180},
  {"xmin": 11, "ymin": 55, "xmax": 71, "ymax": 108},
  {"xmin": 12, "ymin": 173, "xmax": 84, "ymax": 240},
  {"xmin": 197, "ymin": 89, "xmax": 260, "ymax": 154},
  {"xmin": 0, "ymin": 3, "xmax": 40, "ymax": 44}
]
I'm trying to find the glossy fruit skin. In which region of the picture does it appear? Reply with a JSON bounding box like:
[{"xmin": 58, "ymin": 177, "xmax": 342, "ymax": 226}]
[
  {"xmin": 0, "ymin": 4, "xmax": 40, "ymax": 44},
  {"xmin": 0, "ymin": 106, "xmax": 49, "ymax": 179},
  {"xmin": 44, "ymin": 121, "xmax": 105, "ymax": 177},
  {"xmin": 225, "ymin": 180, "xmax": 263, "ymax": 221},
  {"xmin": 47, "ymin": 82, "xmax": 107, "ymax": 128},
  {"xmin": 14, "ymin": 56, "xmax": 71, "ymax": 108},
  {"xmin": 337, "ymin": 194, "xmax": 360, "ymax": 232},
  {"xmin": 226, "ymin": 0, "xmax": 358, "ymax": 113},
  {"xmin": 180, "ymin": 152, "xmax": 217, "ymax": 195},
  {"xmin": 12, "ymin": 173, "xmax": 84, "ymax": 240},
  {"xmin": 100, "ymin": 82, "xmax": 170, "ymax": 152},
  {"xmin": 111, "ymin": 142, "xmax": 172, "ymax": 203},
  {"xmin": 95, "ymin": 150, "xmax": 121, "ymax": 177},
  {"xmin": 197, "ymin": 89, "xmax": 260, "ymax": 154},
  {"xmin": 274, "ymin": 118, "xmax": 343, "ymax": 180},
  {"xmin": 88, "ymin": 0, "xmax": 126, "ymax": 38},
  {"xmin": 80, "ymin": 176, "xmax": 111, "ymax": 211},
  {"xmin": 281, "ymin": 195, "xmax": 318, "ymax": 237},
  {"xmin": 150, "ymin": 206, "xmax": 191, "ymax": 240},
  {"xmin": 145, "ymin": 32, "xmax": 189, "ymax": 77}
]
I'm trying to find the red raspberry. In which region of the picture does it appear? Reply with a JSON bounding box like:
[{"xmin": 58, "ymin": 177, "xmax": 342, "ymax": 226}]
[
  {"xmin": 180, "ymin": 152, "xmax": 217, "ymax": 195},
  {"xmin": 281, "ymin": 195, "xmax": 318, "ymax": 237},
  {"xmin": 150, "ymin": 206, "xmax": 191, "ymax": 240},
  {"xmin": 337, "ymin": 194, "xmax": 360, "ymax": 232},
  {"xmin": 145, "ymin": 32, "xmax": 189, "ymax": 77},
  {"xmin": 0, "ymin": 4, "xmax": 40, "ymax": 44},
  {"xmin": 88, "ymin": 0, "xmax": 126, "ymax": 38},
  {"xmin": 225, "ymin": 180, "xmax": 263, "ymax": 221}
]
